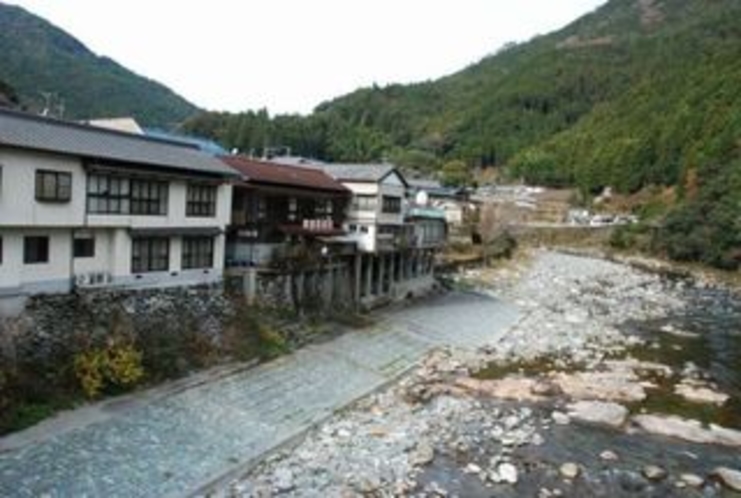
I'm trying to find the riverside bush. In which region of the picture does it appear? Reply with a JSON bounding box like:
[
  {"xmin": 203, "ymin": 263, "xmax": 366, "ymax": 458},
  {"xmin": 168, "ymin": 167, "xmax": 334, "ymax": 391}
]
[{"xmin": 74, "ymin": 339, "xmax": 144, "ymax": 398}]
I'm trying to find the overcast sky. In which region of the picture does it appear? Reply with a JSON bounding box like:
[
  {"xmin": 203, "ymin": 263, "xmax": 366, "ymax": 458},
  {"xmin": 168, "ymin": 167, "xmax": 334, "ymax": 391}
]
[{"xmin": 10, "ymin": 0, "xmax": 606, "ymax": 115}]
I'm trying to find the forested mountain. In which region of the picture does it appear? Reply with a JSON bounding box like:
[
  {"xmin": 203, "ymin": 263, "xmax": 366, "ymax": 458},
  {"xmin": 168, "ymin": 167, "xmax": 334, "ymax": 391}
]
[
  {"xmin": 184, "ymin": 0, "xmax": 740, "ymax": 189},
  {"xmin": 183, "ymin": 0, "xmax": 741, "ymax": 269},
  {"xmin": 0, "ymin": 3, "xmax": 198, "ymax": 127}
]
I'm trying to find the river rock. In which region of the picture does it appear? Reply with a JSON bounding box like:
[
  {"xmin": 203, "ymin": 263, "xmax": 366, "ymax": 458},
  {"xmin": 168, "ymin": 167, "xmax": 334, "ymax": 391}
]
[
  {"xmin": 599, "ymin": 450, "xmax": 619, "ymax": 461},
  {"xmin": 497, "ymin": 462, "xmax": 519, "ymax": 484},
  {"xmin": 464, "ymin": 463, "xmax": 482, "ymax": 474},
  {"xmin": 631, "ymin": 414, "xmax": 741, "ymax": 447},
  {"xmin": 679, "ymin": 473, "xmax": 704, "ymax": 487},
  {"xmin": 560, "ymin": 462, "xmax": 580, "ymax": 479},
  {"xmin": 566, "ymin": 400, "xmax": 628, "ymax": 428},
  {"xmin": 410, "ymin": 442, "xmax": 435, "ymax": 467},
  {"xmin": 642, "ymin": 465, "xmax": 668, "ymax": 481},
  {"xmin": 674, "ymin": 381, "xmax": 729, "ymax": 405},
  {"xmin": 660, "ymin": 324, "xmax": 700, "ymax": 339},
  {"xmin": 552, "ymin": 411, "xmax": 570, "ymax": 425},
  {"xmin": 711, "ymin": 467, "xmax": 741, "ymax": 491},
  {"xmin": 271, "ymin": 467, "xmax": 295, "ymax": 493},
  {"xmin": 454, "ymin": 377, "xmax": 548, "ymax": 402},
  {"xmin": 552, "ymin": 371, "xmax": 646, "ymax": 403}
]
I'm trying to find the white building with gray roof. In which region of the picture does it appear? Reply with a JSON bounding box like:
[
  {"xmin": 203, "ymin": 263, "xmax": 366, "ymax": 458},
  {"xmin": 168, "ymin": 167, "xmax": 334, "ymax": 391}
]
[{"xmin": 0, "ymin": 109, "xmax": 236, "ymax": 315}]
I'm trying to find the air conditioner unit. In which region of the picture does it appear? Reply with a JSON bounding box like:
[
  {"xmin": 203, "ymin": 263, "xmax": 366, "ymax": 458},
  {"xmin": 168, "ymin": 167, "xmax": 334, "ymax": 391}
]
[
  {"xmin": 75, "ymin": 272, "xmax": 112, "ymax": 288},
  {"xmin": 75, "ymin": 273, "xmax": 89, "ymax": 287}
]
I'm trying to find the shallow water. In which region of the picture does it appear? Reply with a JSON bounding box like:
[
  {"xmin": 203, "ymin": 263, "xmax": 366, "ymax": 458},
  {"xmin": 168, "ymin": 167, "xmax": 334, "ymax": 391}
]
[
  {"xmin": 623, "ymin": 285, "xmax": 741, "ymax": 429},
  {"xmin": 417, "ymin": 284, "xmax": 741, "ymax": 496}
]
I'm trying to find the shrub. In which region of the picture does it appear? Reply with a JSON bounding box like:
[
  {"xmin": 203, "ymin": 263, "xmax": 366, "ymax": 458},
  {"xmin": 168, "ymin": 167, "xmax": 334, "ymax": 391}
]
[
  {"xmin": 74, "ymin": 338, "xmax": 144, "ymax": 399},
  {"xmin": 257, "ymin": 325, "xmax": 289, "ymax": 359}
]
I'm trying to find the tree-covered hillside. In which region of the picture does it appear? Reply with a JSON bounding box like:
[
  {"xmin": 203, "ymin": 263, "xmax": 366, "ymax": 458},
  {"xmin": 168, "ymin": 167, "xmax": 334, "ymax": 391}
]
[
  {"xmin": 184, "ymin": 0, "xmax": 740, "ymax": 177},
  {"xmin": 183, "ymin": 0, "xmax": 741, "ymax": 269},
  {"xmin": 0, "ymin": 3, "xmax": 199, "ymax": 127}
]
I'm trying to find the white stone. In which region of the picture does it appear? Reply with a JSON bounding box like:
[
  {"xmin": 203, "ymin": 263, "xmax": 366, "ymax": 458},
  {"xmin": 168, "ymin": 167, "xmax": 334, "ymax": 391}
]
[
  {"xmin": 632, "ymin": 414, "xmax": 741, "ymax": 447},
  {"xmin": 679, "ymin": 473, "xmax": 704, "ymax": 487},
  {"xmin": 272, "ymin": 467, "xmax": 295, "ymax": 493},
  {"xmin": 559, "ymin": 462, "xmax": 580, "ymax": 479},
  {"xmin": 712, "ymin": 467, "xmax": 741, "ymax": 491},
  {"xmin": 566, "ymin": 401, "xmax": 628, "ymax": 428},
  {"xmin": 464, "ymin": 463, "xmax": 482, "ymax": 474},
  {"xmin": 599, "ymin": 450, "xmax": 619, "ymax": 461},
  {"xmin": 497, "ymin": 462, "xmax": 519, "ymax": 484},
  {"xmin": 675, "ymin": 382, "xmax": 729, "ymax": 405},
  {"xmin": 552, "ymin": 411, "xmax": 570, "ymax": 425},
  {"xmin": 642, "ymin": 465, "xmax": 667, "ymax": 481}
]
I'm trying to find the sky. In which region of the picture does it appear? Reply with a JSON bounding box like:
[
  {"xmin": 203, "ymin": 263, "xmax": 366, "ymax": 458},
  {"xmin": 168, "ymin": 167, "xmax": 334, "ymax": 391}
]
[{"xmin": 10, "ymin": 0, "xmax": 607, "ymax": 115}]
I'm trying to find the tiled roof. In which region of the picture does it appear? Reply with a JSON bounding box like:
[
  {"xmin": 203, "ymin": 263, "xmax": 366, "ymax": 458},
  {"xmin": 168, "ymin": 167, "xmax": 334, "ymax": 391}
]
[
  {"xmin": 220, "ymin": 155, "xmax": 349, "ymax": 193},
  {"xmin": 0, "ymin": 108, "xmax": 236, "ymax": 176},
  {"xmin": 310, "ymin": 163, "xmax": 398, "ymax": 182},
  {"xmin": 270, "ymin": 157, "xmax": 408, "ymax": 185}
]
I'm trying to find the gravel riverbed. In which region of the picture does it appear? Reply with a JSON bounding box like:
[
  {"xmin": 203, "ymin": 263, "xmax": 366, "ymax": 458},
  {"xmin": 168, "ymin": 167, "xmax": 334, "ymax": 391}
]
[{"xmin": 212, "ymin": 251, "xmax": 741, "ymax": 497}]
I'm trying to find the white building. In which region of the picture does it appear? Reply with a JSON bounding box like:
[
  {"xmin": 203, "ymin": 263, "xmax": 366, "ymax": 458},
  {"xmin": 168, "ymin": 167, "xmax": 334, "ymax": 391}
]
[{"xmin": 0, "ymin": 109, "xmax": 236, "ymax": 315}]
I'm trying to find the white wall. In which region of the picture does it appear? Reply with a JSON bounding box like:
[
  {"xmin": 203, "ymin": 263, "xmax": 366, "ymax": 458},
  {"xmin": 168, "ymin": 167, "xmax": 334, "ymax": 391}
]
[
  {"xmin": 0, "ymin": 150, "xmax": 86, "ymax": 227},
  {"xmin": 0, "ymin": 228, "xmax": 73, "ymax": 294}
]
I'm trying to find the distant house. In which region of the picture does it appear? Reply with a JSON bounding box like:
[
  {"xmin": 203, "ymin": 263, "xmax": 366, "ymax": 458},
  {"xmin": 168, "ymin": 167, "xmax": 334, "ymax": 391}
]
[
  {"xmin": 407, "ymin": 178, "xmax": 472, "ymax": 227},
  {"xmin": 285, "ymin": 161, "xmax": 446, "ymax": 306},
  {"xmin": 220, "ymin": 155, "xmax": 351, "ymax": 267},
  {"xmin": 0, "ymin": 108, "xmax": 236, "ymax": 315}
]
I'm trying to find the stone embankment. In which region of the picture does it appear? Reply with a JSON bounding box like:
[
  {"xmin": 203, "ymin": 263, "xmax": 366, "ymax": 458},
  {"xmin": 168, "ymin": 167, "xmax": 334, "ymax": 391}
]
[{"xmin": 216, "ymin": 251, "xmax": 741, "ymax": 497}]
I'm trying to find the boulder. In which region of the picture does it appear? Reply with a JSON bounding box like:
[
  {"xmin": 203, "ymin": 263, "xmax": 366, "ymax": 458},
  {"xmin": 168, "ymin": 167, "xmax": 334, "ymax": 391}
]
[
  {"xmin": 679, "ymin": 473, "xmax": 704, "ymax": 488},
  {"xmin": 566, "ymin": 401, "xmax": 628, "ymax": 428},
  {"xmin": 552, "ymin": 371, "xmax": 646, "ymax": 403},
  {"xmin": 631, "ymin": 414, "xmax": 741, "ymax": 447},
  {"xmin": 711, "ymin": 467, "xmax": 741, "ymax": 491},
  {"xmin": 454, "ymin": 377, "xmax": 549, "ymax": 402},
  {"xmin": 674, "ymin": 381, "xmax": 729, "ymax": 405}
]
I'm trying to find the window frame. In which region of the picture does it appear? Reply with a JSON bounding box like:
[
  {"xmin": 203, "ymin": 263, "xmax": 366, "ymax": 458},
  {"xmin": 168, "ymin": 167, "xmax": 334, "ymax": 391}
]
[
  {"xmin": 87, "ymin": 174, "xmax": 167, "ymax": 216},
  {"xmin": 131, "ymin": 237, "xmax": 169, "ymax": 273},
  {"xmin": 352, "ymin": 195, "xmax": 377, "ymax": 211},
  {"xmin": 181, "ymin": 236, "xmax": 214, "ymax": 270},
  {"xmin": 381, "ymin": 195, "xmax": 402, "ymax": 214},
  {"xmin": 73, "ymin": 237, "xmax": 95, "ymax": 258},
  {"xmin": 24, "ymin": 235, "xmax": 50, "ymax": 264},
  {"xmin": 35, "ymin": 170, "xmax": 72, "ymax": 203},
  {"xmin": 186, "ymin": 183, "xmax": 217, "ymax": 218}
]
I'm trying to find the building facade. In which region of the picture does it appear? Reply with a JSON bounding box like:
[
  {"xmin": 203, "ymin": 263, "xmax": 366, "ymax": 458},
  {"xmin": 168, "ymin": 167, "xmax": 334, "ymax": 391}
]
[
  {"xmin": 0, "ymin": 109, "xmax": 235, "ymax": 315},
  {"xmin": 291, "ymin": 162, "xmax": 446, "ymax": 307}
]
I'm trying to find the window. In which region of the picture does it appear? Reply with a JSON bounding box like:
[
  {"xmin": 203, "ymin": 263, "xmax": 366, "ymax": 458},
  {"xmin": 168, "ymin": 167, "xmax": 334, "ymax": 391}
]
[
  {"xmin": 382, "ymin": 196, "xmax": 402, "ymax": 214},
  {"xmin": 87, "ymin": 174, "xmax": 130, "ymax": 214},
  {"xmin": 352, "ymin": 195, "xmax": 377, "ymax": 211},
  {"xmin": 182, "ymin": 236, "xmax": 214, "ymax": 269},
  {"xmin": 35, "ymin": 170, "xmax": 72, "ymax": 202},
  {"xmin": 257, "ymin": 197, "xmax": 266, "ymax": 219},
  {"xmin": 73, "ymin": 237, "xmax": 95, "ymax": 258},
  {"xmin": 131, "ymin": 237, "xmax": 169, "ymax": 273},
  {"xmin": 186, "ymin": 184, "xmax": 217, "ymax": 217},
  {"xmin": 87, "ymin": 174, "xmax": 167, "ymax": 215},
  {"xmin": 24, "ymin": 236, "xmax": 49, "ymax": 264},
  {"xmin": 131, "ymin": 179, "xmax": 168, "ymax": 215},
  {"xmin": 288, "ymin": 197, "xmax": 297, "ymax": 221},
  {"xmin": 315, "ymin": 199, "xmax": 333, "ymax": 217}
]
